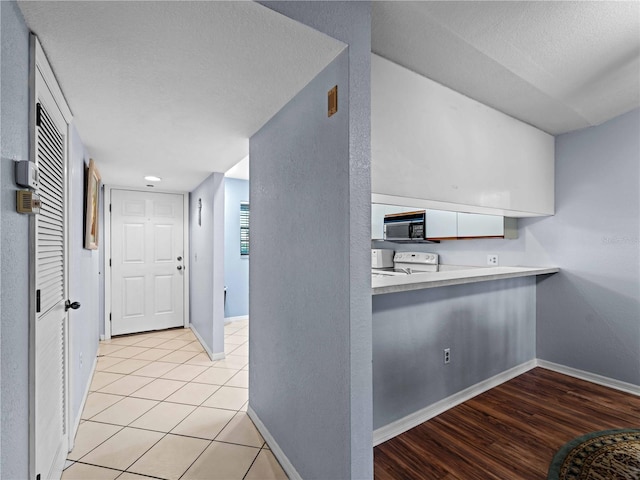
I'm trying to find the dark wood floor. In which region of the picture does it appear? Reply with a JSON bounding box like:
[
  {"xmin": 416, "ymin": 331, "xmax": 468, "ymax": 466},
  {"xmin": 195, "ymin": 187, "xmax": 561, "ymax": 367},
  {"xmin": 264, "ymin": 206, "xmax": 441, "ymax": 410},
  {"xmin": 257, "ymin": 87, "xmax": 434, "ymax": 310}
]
[{"xmin": 374, "ymin": 367, "xmax": 640, "ymax": 480}]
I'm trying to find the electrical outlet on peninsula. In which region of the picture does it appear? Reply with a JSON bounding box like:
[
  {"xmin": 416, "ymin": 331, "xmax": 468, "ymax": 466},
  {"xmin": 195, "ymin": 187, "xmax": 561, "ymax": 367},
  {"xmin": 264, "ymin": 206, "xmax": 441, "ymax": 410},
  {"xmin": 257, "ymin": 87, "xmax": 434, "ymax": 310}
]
[
  {"xmin": 487, "ymin": 254, "xmax": 499, "ymax": 266},
  {"xmin": 444, "ymin": 348, "xmax": 451, "ymax": 364}
]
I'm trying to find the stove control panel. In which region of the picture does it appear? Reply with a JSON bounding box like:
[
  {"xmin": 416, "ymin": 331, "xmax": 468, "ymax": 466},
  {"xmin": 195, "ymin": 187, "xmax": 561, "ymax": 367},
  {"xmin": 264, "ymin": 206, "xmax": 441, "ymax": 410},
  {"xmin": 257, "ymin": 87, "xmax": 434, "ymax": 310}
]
[{"xmin": 393, "ymin": 252, "xmax": 439, "ymax": 265}]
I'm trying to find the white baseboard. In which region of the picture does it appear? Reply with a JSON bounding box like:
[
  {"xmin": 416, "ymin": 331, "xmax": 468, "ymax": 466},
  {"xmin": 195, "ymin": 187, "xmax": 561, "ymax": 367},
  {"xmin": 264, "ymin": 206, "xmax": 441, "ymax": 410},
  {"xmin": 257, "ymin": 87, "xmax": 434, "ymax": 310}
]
[
  {"xmin": 536, "ymin": 359, "xmax": 640, "ymax": 396},
  {"xmin": 189, "ymin": 323, "xmax": 225, "ymax": 361},
  {"xmin": 225, "ymin": 315, "xmax": 249, "ymax": 324},
  {"xmin": 248, "ymin": 406, "xmax": 302, "ymax": 480},
  {"xmin": 373, "ymin": 359, "xmax": 537, "ymax": 446},
  {"xmin": 70, "ymin": 354, "xmax": 98, "ymax": 451}
]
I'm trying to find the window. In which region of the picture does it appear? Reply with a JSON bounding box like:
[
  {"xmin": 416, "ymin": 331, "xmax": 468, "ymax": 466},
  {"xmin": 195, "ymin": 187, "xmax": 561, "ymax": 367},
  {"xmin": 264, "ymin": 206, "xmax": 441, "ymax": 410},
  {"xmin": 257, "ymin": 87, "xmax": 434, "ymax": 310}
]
[{"xmin": 240, "ymin": 202, "xmax": 250, "ymax": 256}]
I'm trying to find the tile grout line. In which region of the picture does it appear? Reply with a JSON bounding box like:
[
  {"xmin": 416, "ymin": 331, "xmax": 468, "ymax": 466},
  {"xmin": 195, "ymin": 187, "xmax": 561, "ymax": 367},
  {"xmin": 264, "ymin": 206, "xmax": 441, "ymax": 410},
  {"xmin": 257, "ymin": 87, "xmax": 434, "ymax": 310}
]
[
  {"xmin": 241, "ymin": 447, "xmax": 262, "ymax": 480},
  {"xmin": 67, "ymin": 460, "xmax": 127, "ymax": 477},
  {"xmin": 78, "ymin": 418, "xmax": 264, "ymax": 449},
  {"xmin": 68, "ymin": 423, "xmax": 124, "ymax": 464},
  {"xmin": 80, "ymin": 393, "xmax": 129, "ymax": 421},
  {"xmin": 171, "ymin": 370, "xmax": 252, "ymax": 479},
  {"xmin": 175, "ymin": 437, "xmax": 216, "ymax": 480},
  {"xmin": 75, "ymin": 416, "xmax": 166, "ymax": 470},
  {"xmin": 173, "ymin": 437, "xmax": 261, "ymax": 480},
  {"xmin": 119, "ymin": 428, "xmax": 172, "ymax": 477}
]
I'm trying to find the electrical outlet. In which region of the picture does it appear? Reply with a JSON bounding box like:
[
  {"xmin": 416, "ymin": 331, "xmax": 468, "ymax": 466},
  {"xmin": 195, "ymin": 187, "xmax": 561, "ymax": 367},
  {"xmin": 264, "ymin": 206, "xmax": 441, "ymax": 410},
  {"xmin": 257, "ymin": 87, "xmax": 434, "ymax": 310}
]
[
  {"xmin": 443, "ymin": 348, "xmax": 451, "ymax": 364},
  {"xmin": 487, "ymin": 254, "xmax": 499, "ymax": 266}
]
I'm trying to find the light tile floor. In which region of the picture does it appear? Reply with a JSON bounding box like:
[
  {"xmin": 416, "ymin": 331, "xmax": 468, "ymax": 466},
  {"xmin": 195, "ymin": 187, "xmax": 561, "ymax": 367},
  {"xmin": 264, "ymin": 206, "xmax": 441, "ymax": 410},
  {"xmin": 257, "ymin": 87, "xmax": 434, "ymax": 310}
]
[{"xmin": 63, "ymin": 320, "xmax": 288, "ymax": 480}]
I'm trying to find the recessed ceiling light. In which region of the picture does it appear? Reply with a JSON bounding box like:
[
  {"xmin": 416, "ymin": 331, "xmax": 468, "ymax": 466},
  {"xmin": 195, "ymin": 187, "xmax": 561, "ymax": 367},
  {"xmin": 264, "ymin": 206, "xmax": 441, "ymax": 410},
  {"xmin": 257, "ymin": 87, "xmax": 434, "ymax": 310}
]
[{"xmin": 144, "ymin": 175, "xmax": 162, "ymax": 182}]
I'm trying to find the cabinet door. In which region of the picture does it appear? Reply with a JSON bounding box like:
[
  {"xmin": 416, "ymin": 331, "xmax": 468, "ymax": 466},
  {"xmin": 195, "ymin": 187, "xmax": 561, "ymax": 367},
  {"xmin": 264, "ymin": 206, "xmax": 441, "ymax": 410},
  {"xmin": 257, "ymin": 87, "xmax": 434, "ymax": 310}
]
[
  {"xmin": 457, "ymin": 213, "xmax": 504, "ymax": 237},
  {"xmin": 425, "ymin": 209, "xmax": 457, "ymax": 238}
]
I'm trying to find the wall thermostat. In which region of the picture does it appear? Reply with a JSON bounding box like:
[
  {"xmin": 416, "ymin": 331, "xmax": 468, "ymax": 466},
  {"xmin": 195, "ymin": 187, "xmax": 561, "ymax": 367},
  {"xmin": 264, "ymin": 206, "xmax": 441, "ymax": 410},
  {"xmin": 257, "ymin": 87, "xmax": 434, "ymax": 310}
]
[
  {"xmin": 15, "ymin": 160, "xmax": 39, "ymax": 189},
  {"xmin": 16, "ymin": 190, "xmax": 42, "ymax": 215}
]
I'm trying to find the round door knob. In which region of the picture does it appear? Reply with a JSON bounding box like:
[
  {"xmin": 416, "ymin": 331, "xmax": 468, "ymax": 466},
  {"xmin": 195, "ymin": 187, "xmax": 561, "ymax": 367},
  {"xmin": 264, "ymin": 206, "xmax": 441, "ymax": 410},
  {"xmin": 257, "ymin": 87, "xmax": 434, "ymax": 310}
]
[
  {"xmin": 177, "ymin": 265, "xmax": 183, "ymax": 271},
  {"xmin": 65, "ymin": 300, "xmax": 81, "ymax": 311}
]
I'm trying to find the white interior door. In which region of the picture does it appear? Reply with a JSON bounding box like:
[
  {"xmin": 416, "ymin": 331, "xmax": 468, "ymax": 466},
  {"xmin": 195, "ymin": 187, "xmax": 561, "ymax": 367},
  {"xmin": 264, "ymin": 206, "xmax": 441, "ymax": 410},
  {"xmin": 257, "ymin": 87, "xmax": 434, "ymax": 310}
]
[
  {"xmin": 111, "ymin": 190, "xmax": 185, "ymax": 336},
  {"xmin": 32, "ymin": 69, "xmax": 69, "ymax": 479}
]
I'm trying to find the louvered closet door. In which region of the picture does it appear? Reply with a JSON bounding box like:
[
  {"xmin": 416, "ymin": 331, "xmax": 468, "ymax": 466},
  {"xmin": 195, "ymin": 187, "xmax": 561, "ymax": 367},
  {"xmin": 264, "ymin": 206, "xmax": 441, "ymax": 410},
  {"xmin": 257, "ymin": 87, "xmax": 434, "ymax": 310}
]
[{"xmin": 34, "ymin": 93, "xmax": 68, "ymax": 478}]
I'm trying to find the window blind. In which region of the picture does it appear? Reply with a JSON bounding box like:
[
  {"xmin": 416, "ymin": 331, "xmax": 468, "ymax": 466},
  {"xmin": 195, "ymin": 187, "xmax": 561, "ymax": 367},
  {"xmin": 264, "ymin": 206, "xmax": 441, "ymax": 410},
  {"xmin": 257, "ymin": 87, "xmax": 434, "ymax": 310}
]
[{"xmin": 240, "ymin": 202, "xmax": 249, "ymax": 256}]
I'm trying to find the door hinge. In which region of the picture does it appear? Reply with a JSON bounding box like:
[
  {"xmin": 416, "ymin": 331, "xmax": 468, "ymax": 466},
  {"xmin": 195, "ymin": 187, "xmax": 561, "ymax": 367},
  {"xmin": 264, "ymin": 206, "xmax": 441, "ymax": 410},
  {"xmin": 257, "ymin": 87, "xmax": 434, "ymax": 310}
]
[
  {"xmin": 109, "ymin": 258, "xmax": 112, "ymax": 267},
  {"xmin": 109, "ymin": 203, "xmax": 112, "ymax": 212},
  {"xmin": 36, "ymin": 289, "xmax": 41, "ymax": 313},
  {"xmin": 36, "ymin": 474, "xmax": 41, "ymax": 480},
  {"xmin": 109, "ymin": 313, "xmax": 112, "ymax": 322},
  {"xmin": 36, "ymin": 103, "xmax": 42, "ymax": 127}
]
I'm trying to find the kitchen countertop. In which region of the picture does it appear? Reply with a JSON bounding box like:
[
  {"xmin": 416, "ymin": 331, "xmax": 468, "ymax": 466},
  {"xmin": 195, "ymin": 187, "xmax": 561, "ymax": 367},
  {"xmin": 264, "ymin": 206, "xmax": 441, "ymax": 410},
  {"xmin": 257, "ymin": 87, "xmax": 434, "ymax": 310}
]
[{"xmin": 372, "ymin": 265, "xmax": 559, "ymax": 295}]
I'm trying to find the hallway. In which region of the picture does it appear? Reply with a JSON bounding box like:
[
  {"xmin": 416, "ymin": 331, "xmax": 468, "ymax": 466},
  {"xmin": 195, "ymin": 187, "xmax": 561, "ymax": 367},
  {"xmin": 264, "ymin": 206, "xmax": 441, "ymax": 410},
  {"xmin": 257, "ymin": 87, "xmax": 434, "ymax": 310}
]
[{"xmin": 62, "ymin": 320, "xmax": 287, "ymax": 479}]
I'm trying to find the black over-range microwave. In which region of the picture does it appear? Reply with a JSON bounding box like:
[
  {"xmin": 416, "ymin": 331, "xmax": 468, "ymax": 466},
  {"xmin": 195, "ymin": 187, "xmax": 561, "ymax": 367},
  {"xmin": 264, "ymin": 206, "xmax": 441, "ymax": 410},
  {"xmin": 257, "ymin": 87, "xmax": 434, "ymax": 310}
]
[{"xmin": 383, "ymin": 210, "xmax": 427, "ymax": 241}]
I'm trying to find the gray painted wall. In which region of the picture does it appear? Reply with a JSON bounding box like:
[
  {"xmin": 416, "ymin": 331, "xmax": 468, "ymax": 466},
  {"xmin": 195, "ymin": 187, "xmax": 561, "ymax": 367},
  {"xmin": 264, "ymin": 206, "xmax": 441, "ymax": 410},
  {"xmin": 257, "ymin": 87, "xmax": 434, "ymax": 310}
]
[
  {"xmin": 189, "ymin": 173, "xmax": 225, "ymax": 356},
  {"xmin": 534, "ymin": 109, "xmax": 640, "ymax": 385},
  {"xmin": 68, "ymin": 124, "xmax": 101, "ymax": 429},
  {"xmin": 250, "ymin": 3, "xmax": 371, "ymax": 477},
  {"xmin": 372, "ymin": 277, "xmax": 536, "ymax": 428},
  {"xmin": 224, "ymin": 177, "xmax": 249, "ymax": 318},
  {"xmin": 250, "ymin": 50, "xmax": 352, "ymax": 479},
  {"xmin": 1, "ymin": 2, "xmax": 31, "ymax": 477},
  {"xmin": 256, "ymin": 6, "xmax": 373, "ymax": 475}
]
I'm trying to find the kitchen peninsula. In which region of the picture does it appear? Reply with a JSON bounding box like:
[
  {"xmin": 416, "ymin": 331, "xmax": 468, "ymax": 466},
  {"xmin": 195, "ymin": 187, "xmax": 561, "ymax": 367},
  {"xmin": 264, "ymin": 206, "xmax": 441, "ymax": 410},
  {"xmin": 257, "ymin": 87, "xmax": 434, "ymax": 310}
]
[{"xmin": 371, "ymin": 264, "xmax": 559, "ymax": 445}]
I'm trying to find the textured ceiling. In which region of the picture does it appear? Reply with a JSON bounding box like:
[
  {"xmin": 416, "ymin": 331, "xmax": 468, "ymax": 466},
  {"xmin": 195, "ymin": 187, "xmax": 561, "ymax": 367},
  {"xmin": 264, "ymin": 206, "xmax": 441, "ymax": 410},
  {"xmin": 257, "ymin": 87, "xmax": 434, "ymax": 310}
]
[
  {"xmin": 18, "ymin": 1, "xmax": 345, "ymax": 191},
  {"xmin": 372, "ymin": 1, "xmax": 640, "ymax": 135}
]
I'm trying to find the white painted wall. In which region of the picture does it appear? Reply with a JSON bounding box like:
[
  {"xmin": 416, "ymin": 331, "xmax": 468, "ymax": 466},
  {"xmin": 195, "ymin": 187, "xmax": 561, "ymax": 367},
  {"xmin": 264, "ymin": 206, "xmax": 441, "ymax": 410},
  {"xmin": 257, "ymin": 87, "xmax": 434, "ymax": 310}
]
[{"xmin": 372, "ymin": 54, "xmax": 555, "ymax": 217}]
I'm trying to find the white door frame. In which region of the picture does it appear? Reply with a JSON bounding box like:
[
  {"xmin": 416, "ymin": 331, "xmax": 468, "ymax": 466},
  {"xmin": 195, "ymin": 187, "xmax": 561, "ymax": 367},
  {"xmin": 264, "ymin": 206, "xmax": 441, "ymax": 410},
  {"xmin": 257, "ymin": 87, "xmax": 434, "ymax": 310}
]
[
  {"xmin": 104, "ymin": 186, "xmax": 190, "ymax": 340},
  {"xmin": 28, "ymin": 35, "xmax": 73, "ymax": 480}
]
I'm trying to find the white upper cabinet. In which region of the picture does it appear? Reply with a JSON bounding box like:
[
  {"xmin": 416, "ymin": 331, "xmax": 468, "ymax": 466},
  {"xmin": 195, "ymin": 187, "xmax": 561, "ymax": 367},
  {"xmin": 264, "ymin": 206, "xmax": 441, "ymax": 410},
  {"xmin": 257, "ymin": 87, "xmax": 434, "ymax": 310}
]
[
  {"xmin": 457, "ymin": 213, "xmax": 504, "ymax": 238},
  {"xmin": 371, "ymin": 54, "xmax": 555, "ymax": 217},
  {"xmin": 425, "ymin": 210, "xmax": 457, "ymax": 239}
]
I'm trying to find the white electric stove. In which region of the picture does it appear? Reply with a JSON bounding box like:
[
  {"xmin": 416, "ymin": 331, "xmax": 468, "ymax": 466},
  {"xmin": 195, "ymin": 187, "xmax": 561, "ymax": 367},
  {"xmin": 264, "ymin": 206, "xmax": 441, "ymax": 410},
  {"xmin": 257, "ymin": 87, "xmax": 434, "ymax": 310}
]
[{"xmin": 393, "ymin": 251, "xmax": 439, "ymax": 273}]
